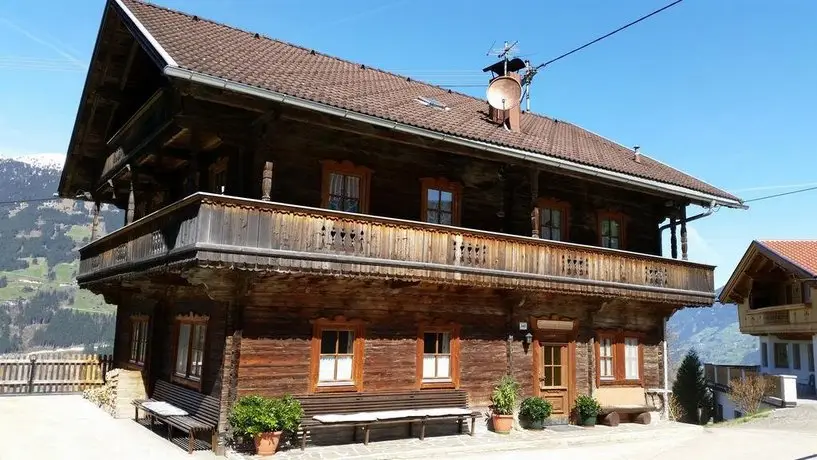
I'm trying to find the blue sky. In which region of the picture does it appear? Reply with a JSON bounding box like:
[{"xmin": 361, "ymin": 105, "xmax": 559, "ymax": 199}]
[{"xmin": 1, "ymin": 0, "xmax": 815, "ymax": 287}]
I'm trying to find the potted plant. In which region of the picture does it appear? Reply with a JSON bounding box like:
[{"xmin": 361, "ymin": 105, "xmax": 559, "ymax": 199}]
[
  {"xmin": 574, "ymin": 394, "xmax": 601, "ymax": 427},
  {"xmin": 229, "ymin": 394, "xmax": 303, "ymax": 456},
  {"xmin": 490, "ymin": 374, "xmax": 520, "ymax": 434},
  {"xmin": 519, "ymin": 396, "xmax": 553, "ymax": 430}
]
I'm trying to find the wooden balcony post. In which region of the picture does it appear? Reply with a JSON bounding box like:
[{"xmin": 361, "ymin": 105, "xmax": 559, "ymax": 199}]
[
  {"xmin": 530, "ymin": 169, "xmax": 540, "ymax": 238},
  {"xmin": 669, "ymin": 216, "xmax": 678, "ymax": 259},
  {"xmin": 261, "ymin": 161, "xmax": 273, "ymax": 201},
  {"xmin": 91, "ymin": 201, "xmax": 101, "ymax": 241},
  {"xmin": 680, "ymin": 206, "xmax": 688, "ymax": 261},
  {"xmin": 126, "ymin": 167, "xmax": 136, "ymax": 225}
]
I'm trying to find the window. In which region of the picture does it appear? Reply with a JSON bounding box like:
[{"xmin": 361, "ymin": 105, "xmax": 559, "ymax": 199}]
[
  {"xmin": 420, "ymin": 178, "xmax": 461, "ymax": 226},
  {"xmin": 804, "ymin": 284, "xmax": 812, "ymax": 303},
  {"xmin": 129, "ymin": 316, "xmax": 149, "ymax": 366},
  {"xmin": 417, "ymin": 325, "xmax": 459, "ymax": 388},
  {"xmin": 598, "ymin": 212, "xmax": 625, "ymax": 249},
  {"xmin": 209, "ymin": 156, "xmax": 228, "ymax": 194},
  {"xmin": 173, "ymin": 314, "xmax": 208, "ymax": 387},
  {"xmin": 321, "ymin": 160, "xmax": 372, "ymax": 213},
  {"xmin": 319, "ymin": 330, "xmax": 355, "ymax": 384},
  {"xmin": 598, "ymin": 337, "xmax": 614, "ymax": 381},
  {"xmin": 809, "ymin": 344, "xmax": 815, "ymax": 372},
  {"xmin": 541, "ymin": 345, "xmax": 566, "ymax": 387},
  {"xmin": 595, "ymin": 332, "xmax": 642, "ymax": 385},
  {"xmin": 774, "ymin": 342, "xmax": 788, "ymax": 368},
  {"xmin": 624, "ymin": 338, "xmax": 640, "ymax": 380},
  {"xmin": 537, "ymin": 198, "xmax": 569, "ymax": 242},
  {"xmin": 311, "ymin": 318, "xmax": 364, "ymax": 392},
  {"xmin": 761, "ymin": 342, "xmax": 768, "ymax": 367},
  {"xmin": 793, "ymin": 344, "xmax": 802, "ymax": 370}
]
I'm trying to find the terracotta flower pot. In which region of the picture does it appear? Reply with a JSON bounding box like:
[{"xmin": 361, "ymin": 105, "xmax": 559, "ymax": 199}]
[
  {"xmin": 254, "ymin": 431, "xmax": 283, "ymax": 456},
  {"xmin": 492, "ymin": 414, "xmax": 514, "ymax": 434}
]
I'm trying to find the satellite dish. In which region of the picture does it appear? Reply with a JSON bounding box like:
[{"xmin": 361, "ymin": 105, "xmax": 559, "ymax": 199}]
[{"xmin": 486, "ymin": 76, "xmax": 522, "ymax": 110}]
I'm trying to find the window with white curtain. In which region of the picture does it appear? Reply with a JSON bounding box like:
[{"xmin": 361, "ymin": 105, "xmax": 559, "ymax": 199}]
[
  {"xmin": 624, "ymin": 337, "xmax": 639, "ymax": 380},
  {"xmin": 423, "ymin": 332, "xmax": 451, "ymax": 381},
  {"xmin": 327, "ymin": 173, "xmax": 361, "ymax": 213},
  {"xmin": 318, "ymin": 330, "xmax": 355, "ymax": 384},
  {"xmin": 174, "ymin": 320, "xmax": 206, "ymax": 381},
  {"xmin": 599, "ymin": 337, "xmax": 614, "ymax": 380}
]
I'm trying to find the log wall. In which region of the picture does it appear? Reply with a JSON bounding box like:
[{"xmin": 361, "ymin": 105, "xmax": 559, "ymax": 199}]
[{"xmin": 235, "ymin": 276, "xmax": 667, "ymax": 407}]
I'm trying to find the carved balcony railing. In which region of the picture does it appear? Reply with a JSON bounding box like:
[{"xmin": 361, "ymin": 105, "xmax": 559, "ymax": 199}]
[
  {"xmin": 740, "ymin": 303, "xmax": 816, "ymax": 334},
  {"xmin": 77, "ymin": 193, "xmax": 716, "ymax": 304}
]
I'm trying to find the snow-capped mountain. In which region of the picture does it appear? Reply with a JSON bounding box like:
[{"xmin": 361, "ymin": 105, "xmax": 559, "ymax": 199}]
[{"xmin": 0, "ymin": 153, "xmax": 65, "ymax": 171}]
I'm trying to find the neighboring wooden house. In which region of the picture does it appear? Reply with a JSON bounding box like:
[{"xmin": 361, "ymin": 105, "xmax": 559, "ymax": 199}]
[
  {"xmin": 719, "ymin": 240, "xmax": 817, "ymax": 397},
  {"xmin": 59, "ymin": 0, "xmax": 744, "ymax": 450}
]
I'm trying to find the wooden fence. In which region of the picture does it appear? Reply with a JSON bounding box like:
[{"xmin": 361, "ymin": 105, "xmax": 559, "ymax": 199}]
[{"xmin": 0, "ymin": 353, "xmax": 114, "ymax": 395}]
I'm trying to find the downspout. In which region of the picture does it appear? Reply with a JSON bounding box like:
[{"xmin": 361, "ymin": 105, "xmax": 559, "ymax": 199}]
[{"xmin": 663, "ymin": 316, "xmax": 670, "ymax": 420}]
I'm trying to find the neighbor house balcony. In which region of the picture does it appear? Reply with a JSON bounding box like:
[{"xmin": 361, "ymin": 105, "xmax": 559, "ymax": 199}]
[
  {"xmin": 77, "ymin": 193, "xmax": 715, "ymax": 305},
  {"xmin": 739, "ymin": 303, "xmax": 817, "ymax": 335}
]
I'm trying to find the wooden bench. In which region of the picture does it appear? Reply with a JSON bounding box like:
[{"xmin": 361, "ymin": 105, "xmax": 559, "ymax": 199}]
[
  {"xmin": 595, "ymin": 387, "xmax": 656, "ymax": 427},
  {"xmin": 296, "ymin": 390, "xmax": 480, "ymax": 450},
  {"xmin": 132, "ymin": 380, "xmax": 219, "ymax": 454}
]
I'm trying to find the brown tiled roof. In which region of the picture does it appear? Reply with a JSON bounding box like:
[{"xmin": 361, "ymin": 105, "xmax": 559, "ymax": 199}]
[
  {"xmin": 120, "ymin": 0, "xmax": 740, "ymax": 203},
  {"xmin": 757, "ymin": 240, "xmax": 817, "ymax": 277}
]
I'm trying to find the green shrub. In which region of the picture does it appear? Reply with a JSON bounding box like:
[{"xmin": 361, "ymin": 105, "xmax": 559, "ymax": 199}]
[
  {"xmin": 229, "ymin": 394, "xmax": 303, "ymax": 437},
  {"xmin": 491, "ymin": 374, "xmax": 521, "ymax": 415},
  {"xmin": 519, "ymin": 396, "xmax": 553, "ymax": 422},
  {"xmin": 574, "ymin": 394, "xmax": 601, "ymax": 418}
]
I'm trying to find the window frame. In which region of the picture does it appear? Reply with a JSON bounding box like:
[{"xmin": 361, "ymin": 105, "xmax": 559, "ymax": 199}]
[
  {"xmin": 320, "ymin": 160, "xmax": 373, "ymax": 214},
  {"xmin": 171, "ymin": 313, "xmax": 208, "ymax": 390},
  {"xmin": 594, "ymin": 331, "xmax": 644, "ymax": 386},
  {"xmin": 420, "ymin": 178, "xmax": 462, "ymax": 226},
  {"xmin": 597, "ymin": 211, "xmax": 627, "ymax": 250},
  {"xmin": 128, "ymin": 315, "xmax": 149, "ymax": 367},
  {"xmin": 416, "ymin": 323, "xmax": 460, "ymax": 389},
  {"xmin": 774, "ymin": 342, "xmax": 789, "ymax": 369},
  {"xmin": 310, "ymin": 317, "xmax": 365, "ymax": 393},
  {"xmin": 536, "ymin": 198, "xmax": 570, "ymax": 242},
  {"xmin": 761, "ymin": 342, "xmax": 768, "ymax": 367},
  {"xmin": 208, "ymin": 156, "xmax": 229, "ymax": 194}
]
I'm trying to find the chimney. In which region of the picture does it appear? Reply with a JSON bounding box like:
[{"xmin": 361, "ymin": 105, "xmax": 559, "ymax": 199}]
[
  {"xmin": 488, "ymin": 72, "xmax": 521, "ymax": 133},
  {"xmin": 633, "ymin": 145, "xmax": 641, "ymax": 163}
]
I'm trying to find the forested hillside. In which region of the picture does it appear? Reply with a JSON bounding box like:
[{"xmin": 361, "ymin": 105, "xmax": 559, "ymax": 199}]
[{"xmin": 0, "ymin": 155, "xmax": 120, "ymax": 354}]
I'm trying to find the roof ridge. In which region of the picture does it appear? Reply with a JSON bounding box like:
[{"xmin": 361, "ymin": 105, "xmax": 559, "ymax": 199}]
[{"xmin": 758, "ymin": 239, "xmax": 817, "ymax": 242}]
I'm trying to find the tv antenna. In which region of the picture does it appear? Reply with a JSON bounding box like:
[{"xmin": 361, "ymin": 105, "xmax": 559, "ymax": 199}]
[{"xmin": 485, "ymin": 40, "xmax": 519, "ymax": 76}]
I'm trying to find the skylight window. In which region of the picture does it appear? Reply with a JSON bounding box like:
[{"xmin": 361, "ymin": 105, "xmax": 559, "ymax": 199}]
[{"xmin": 416, "ymin": 97, "xmax": 449, "ymax": 111}]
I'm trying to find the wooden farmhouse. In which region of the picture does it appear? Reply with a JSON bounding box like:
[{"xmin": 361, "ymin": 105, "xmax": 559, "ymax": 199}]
[
  {"xmin": 59, "ymin": 0, "xmax": 745, "ymax": 451},
  {"xmin": 719, "ymin": 240, "xmax": 817, "ymax": 397}
]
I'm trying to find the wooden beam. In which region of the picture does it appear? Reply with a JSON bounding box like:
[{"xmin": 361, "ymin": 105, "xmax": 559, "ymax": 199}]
[
  {"xmin": 669, "ymin": 216, "xmax": 677, "ymax": 259},
  {"xmin": 680, "ymin": 206, "xmax": 688, "ymax": 261},
  {"xmin": 530, "ymin": 169, "xmax": 540, "ymax": 238}
]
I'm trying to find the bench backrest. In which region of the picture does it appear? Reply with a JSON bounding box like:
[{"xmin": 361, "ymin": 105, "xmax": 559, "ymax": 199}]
[
  {"xmin": 152, "ymin": 380, "xmax": 220, "ymax": 426},
  {"xmin": 596, "ymin": 386, "xmax": 650, "ymax": 408},
  {"xmin": 296, "ymin": 390, "xmax": 470, "ymax": 418}
]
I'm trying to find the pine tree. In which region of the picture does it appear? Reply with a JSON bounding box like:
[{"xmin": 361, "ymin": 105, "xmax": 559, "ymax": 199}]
[{"xmin": 672, "ymin": 349, "xmax": 711, "ymax": 424}]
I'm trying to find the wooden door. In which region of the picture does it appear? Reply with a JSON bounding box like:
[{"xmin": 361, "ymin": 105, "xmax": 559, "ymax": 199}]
[{"xmin": 539, "ymin": 343, "xmax": 570, "ymax": 415}]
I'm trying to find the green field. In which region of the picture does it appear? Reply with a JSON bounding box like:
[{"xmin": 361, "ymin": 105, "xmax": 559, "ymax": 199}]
[{"xmin": 66, "ymin": 225, "xmax": 91, "ymax": 243}]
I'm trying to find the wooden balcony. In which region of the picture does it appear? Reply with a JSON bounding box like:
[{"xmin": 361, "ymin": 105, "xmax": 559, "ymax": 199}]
[
  {"xmin": 77, "ymin": 193, "xmax": 715, "ymax": 304},
  {"xmin": 740, "ymin": 303, "xmax": 817, "ymax": 335}
]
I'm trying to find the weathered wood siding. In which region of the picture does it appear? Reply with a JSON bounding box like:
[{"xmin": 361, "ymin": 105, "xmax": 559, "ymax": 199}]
[
  {"xmin": 236, "ymin": 276, "xmax": 667, "ymax": 407},
  {"xmin": 111, "ymin": 293, "xmax": 227, "ymax": 400}
]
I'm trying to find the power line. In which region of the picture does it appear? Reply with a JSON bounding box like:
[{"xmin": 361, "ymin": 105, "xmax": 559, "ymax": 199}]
[
  {"xmin": 535, "ymin": 0, "xmax": 684, "ymax": 71},
  {"xmin": 744, "ymin": 185, "xmax": 817, "ymax": 204}
]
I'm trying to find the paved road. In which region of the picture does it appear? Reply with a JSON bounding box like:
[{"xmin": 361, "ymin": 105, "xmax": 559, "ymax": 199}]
[
  {"xmin": 460, "ymin": 427, "xmax": 817, "ymax": 460},
  {"xmin": 0, "ymin": 395, "xmax": 216, "ymax": 460}
]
